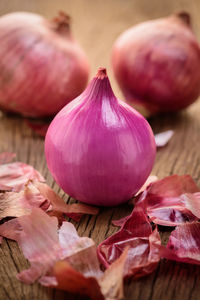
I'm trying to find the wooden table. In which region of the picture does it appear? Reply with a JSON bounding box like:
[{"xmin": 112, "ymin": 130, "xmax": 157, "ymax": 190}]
[{"xmin": 1, "ymin": 0, "xmax": 200, "ymax": 299}]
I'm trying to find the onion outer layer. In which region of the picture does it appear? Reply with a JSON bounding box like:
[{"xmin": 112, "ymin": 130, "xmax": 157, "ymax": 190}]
[{"xmin": 45, "ymin": 68, "xmax": 156, "ymax": 206}]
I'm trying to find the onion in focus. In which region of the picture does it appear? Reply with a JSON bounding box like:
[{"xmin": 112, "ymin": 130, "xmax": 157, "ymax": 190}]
[
  {"xmin": 45, "ymin": 68, "xmax": 156, "ymax": 207},
  {"xmin": 0, "ymin": 12, "xmax": 89, "ymax": 117},
  {"xmin": 112, "ymin": 12, "xmax": 200, "ymax": 115}
]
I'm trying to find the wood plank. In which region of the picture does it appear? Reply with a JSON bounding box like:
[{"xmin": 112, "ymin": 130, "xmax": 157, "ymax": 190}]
[{"xmin": 0, "ymin": 0, "xmax": 200, "ymax": 300}]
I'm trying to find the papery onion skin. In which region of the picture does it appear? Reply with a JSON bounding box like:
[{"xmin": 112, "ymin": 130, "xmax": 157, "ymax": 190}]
[
  {"xmin": 112, "ymin": 12, "xmax": 200, "ymax": 114},
  {"xmin": 45, "ymin": 68, "xmax": 156, "ymax": 207},
  {"xmin": 0, "ymin": 12, "xmax": 89, "ymax": 117}
]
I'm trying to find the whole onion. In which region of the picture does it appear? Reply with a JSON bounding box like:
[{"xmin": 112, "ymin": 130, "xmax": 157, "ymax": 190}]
[
  {"xmin": 45, "ymin": 68, "xmax": 156, "ymax": 206},
  {"xmin": 0, "ymin": 12, "xmax": 89, "ymax": 117},
  {"xmin": 112, "ymin": 12, "xmax": 200, "ymax": 115}
]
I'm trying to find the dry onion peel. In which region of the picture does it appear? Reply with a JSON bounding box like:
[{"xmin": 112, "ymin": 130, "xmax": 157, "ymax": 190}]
[
  {"xmin": 136, "ymin": 174, "xmax": 158, "ymax": 195},
  {"xmin": 154, "ymin": 130, "xmax": 174, "ymax": 147},
  {"xmin": 183, "ymin": 192, "xmax": 200, "ymax": 218},
  {"xmin": 135, "ymin": 174, "xmax": 200, "ymax": 226},
  {"xmin": 35, "ymin": 181, "xmax": 99, "ymax": 217},
  {"xmin": 1, "ymin": 173, "xmax": 200, "ymax": 297},
  {"xmin": 0, "ymin": 182, "xmax": 50, "ymax": 220},
  {"xmin": 0, "ymin": 152, "xmax": 16, "ymax": 164},
  {"xmin": 0, "ymin": 208, "xmax": 127, "ymax": 300},
  {"xmin": 0, "ymin": 180, "xmax": 99, "ymax": 222},
  {"xmin": 52, "ymin": 261, "xmax": 103, "ymax": 300},
  {"xmin": 51, "ymin": 248, "xmax": 128, "ymax": 300},
  {"xmin": 161, "ymin": 222, "xmax": 200, "ymax": 265},
  {"xmin": 112, "ymin": 174, "xmax": 158, "ymax": 226},
  {"xmin": 0, "ymin": 208, "xmax": 96, "ymax": 283},
  {"xmin": 112, "ymin": 215, "xmax": 131, "ymax": 228},
  {"xmin": 0, "ymin": 152, "xmax": 99, "ymax": 221},
  {"xmin": 0, "ymin": 218, "xmax": 22, "ymax": 243},
  {"xmin": 114, "ymin": 174, "xmax": 200, "ymax": 228},
  {"xmin": 98, "ymin": 207, "xmax": 161, "ymax": 278},
  {"xmin": 0, "ymin": 161, "xmax": 45, "ymax": 192}
]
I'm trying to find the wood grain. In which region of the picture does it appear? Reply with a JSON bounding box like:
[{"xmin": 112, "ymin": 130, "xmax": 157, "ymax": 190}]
[{"xmin": 0, "ymin": 0, "xmax": 200, "ymax": 300}]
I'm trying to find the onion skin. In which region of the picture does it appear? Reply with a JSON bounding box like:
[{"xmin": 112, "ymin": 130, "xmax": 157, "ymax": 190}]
[
  {"xmin": 0, "ymin": 12, "xmax": 89, "ymax": 117},
  {"xmin": 45, "ymin": 68, "xmax": 156, "ymax": 207},
  {"xmin": 112, "ymin": 12, "xmax": 200, "ymax": 114}
]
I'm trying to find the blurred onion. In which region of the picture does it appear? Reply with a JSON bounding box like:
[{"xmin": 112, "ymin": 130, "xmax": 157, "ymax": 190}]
[
  {"xmin": 0, "ymin": 11, "xmax": 89, "ymax": 117},
  {"xmin": 112, "ymin": 12, "xmax": 200, "ymax": 115}
]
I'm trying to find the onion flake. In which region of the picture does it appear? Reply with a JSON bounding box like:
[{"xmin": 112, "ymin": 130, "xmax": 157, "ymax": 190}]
[
  {"xmin": 136, "ymin": 174, "xmax": 200, "ymax": 226},
  {"xmin": 98, "ymin": 207, "xmax": 161, "ymax": 278},
  {"xmin": 161, "ymin": 222, "xmax": 200, "ymax": 265},
  {"xmin": 0, "ymin": 208, "xmax": 127, "ymax": 300}
]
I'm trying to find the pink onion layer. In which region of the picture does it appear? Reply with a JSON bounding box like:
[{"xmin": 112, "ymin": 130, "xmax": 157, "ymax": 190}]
[
  {"xmin": 0, "ymin": 12, "xmax": 89, "ymax": 117},
  {"xmin": 45, "ymin": 68, "xmax": 156, "ymax": 206},
  {"xmin": 161, "ymin": 222, "xmax": 200, "ymax": 265},
  {"xmin": 0, "ymin": 161, "xmax": 45, "ymax": 191},
  {"xmin": 112, "ymin": 12, "xmax": 200, "ymax": 114},
  {"xmin": 135, "ymin": 174, "xmax": 200, "ymax": 226},
  {"xmin": 0, "ymin": 179, "xmax": 99, "ymax": 222},
  {"xmin": 0, "ymin": 208, "xmax": 127, "ymax": 300},
  {"xmin": 98, "ymin": 207, "xmax": 161, "ymax": 278},
  {"xmin": 0, "ymin": 152, "xmax": 16, "ymax": 164}
]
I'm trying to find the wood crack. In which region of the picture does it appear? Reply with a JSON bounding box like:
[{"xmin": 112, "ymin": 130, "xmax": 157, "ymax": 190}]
[
  {"xmin": 6, "ymin": 240, "xmax": 21, "ymax": 273},
  {"xmin": 146, "ymin": 261, "xmax": 161, "ymax": 300},
  {"xmin": 104, "ymin": 209, "xmax": 115, "ymax": 238}
]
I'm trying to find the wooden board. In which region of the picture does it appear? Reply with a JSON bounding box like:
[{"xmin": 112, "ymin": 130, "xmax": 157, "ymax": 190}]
[{"xmin": 0, "ymin": 0, "xmax": 200, "ymax": 299}]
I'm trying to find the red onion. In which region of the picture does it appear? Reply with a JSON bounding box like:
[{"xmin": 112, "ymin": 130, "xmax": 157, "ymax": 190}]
[
  {"xmin": 45, "ymin": 68, "xmax": 156, "ymax": 206},
  {"xmin": 0, "ymin": 12, "xmax": 89, "ymax": 117},
  {"xmin": 112, "ymin": 12, "xmax": 200, "ymax": 115}
]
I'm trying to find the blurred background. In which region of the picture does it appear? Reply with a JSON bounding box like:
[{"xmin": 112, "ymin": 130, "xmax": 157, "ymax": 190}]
[{"xmin": 1, "ymin": 0, "xmax": 200, "ymax": 98}]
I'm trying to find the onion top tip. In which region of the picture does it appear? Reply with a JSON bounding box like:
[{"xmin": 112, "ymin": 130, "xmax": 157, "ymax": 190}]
[
  {"xmin": 96, "ymin": 67, "xmax": 108, "ymax": 79},
  {"xmin": 175, "ymin": 11, "xmax": 191, "ymax": 26},
  {"xmin": 52, "ymin": 11, "xmax": 71, "ymax": 32}
]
